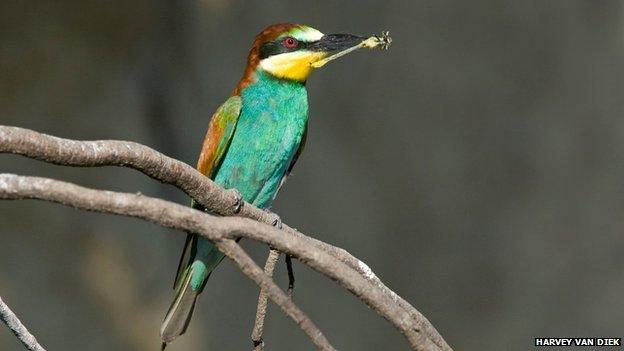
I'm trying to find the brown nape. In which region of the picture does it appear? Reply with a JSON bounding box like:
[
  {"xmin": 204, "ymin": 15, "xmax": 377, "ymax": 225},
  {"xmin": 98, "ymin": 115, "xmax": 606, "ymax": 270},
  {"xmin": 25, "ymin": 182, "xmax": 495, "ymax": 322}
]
[{"xmin": 232, "ymin": 23, "xmax": 303, "ymax": 96}]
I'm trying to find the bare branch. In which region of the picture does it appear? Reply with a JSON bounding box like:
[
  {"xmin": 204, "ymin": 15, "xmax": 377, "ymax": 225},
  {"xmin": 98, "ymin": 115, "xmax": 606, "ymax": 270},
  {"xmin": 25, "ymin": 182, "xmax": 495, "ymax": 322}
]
[
  {"xmin": 0, "ymin": 174, "xmax": 335, "ymax": 351},
  {"xmin": 251, "ymin": 248, "xmax": 281, "ymax": 350},
  {"xmin": 216, "ymin": 242, "xmax": 334, "ymax": 351},
  {"xmin": 0, "ymin": 125, "xmax": 267, "ymax": 220},
  {"xmin": 0, "ymin": 296, "xmax": 46, "ymax": 351},
  {"xmin": 0, "ymin": 125, "xmax": 452, "ymax": 351}
]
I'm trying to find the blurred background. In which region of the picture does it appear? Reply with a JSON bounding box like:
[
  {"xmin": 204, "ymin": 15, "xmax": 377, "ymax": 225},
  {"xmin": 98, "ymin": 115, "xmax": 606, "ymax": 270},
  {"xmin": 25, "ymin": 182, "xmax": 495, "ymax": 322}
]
[{"xmin": 2, "ymin": 1, "xmax": 624, "ymax": 350}]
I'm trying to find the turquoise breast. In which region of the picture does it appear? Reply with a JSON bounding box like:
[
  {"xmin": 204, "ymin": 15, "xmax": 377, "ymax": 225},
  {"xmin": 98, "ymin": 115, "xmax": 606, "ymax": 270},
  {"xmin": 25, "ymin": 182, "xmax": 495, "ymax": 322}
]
[{"xmin": 213, "ymin": 70, "xmax": 309, "ymax": 209}]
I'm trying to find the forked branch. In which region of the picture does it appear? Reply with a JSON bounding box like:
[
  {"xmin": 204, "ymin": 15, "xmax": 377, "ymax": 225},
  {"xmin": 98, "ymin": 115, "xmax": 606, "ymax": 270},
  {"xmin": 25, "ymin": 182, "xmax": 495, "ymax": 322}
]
[
  {"xmin": 0, "ymin": 174, "xmax": 334, "ymax": 350},
  {"xmin": 0, "ymin": 125, "xmax": 452, "ymax": 351}
]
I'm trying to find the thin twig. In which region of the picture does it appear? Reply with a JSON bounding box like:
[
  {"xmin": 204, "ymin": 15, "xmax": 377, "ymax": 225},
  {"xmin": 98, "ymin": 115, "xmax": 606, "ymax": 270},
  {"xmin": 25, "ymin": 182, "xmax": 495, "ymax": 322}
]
[
  {"xmin": 215, "ymin": 242, "xmax": 334, "ymax": 351},
  {"xmin": 251, "ymin": 248, "xmax": 281, "ymax": 350},
  {"xmin": 0, "ymin": 126, "xmax": 452, "ymax": 351},
  {"xmin": 0, "ymin": 296, "xmax": 46, "ymax": 351}
]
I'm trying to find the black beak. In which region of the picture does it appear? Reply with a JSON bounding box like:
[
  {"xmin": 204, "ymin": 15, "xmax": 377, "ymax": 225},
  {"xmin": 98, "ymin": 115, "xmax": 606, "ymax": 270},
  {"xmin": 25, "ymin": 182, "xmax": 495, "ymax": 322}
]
[{"xmin": 308, "ymin": 33, "xmax": 366, "ymax": 53}]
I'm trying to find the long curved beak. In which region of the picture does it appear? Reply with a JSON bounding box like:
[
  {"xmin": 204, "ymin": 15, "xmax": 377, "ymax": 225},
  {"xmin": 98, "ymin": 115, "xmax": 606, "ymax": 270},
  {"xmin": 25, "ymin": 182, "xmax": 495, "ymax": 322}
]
[
  {"xmin": 309, "ymin": 33, "xmax": 367, "ymax": 54},
  {"xmin": 307, "ymin": 33, "xmax": 367, "ymax": 67}
]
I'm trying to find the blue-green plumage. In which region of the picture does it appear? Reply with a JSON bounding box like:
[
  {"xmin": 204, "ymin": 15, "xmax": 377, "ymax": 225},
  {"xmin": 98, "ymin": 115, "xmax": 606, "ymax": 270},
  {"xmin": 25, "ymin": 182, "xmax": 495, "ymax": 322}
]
[
  {"xmin": 191, "ymin": 70, "xmax": 308, "ymax": 290},
  {"xmin": 191, "ymin": 71, "xmax": 307, "ymax": 288},
  {"xmin": 216, "ymin": 71, "xmax": 308, "ymax": 207}
]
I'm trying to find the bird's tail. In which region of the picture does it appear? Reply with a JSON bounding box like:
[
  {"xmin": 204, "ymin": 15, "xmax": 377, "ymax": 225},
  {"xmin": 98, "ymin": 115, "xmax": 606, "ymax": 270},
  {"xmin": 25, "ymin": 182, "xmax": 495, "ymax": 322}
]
[
  {"xmin": 160, "ymin": 235, "xmax": 226, "ymax": 348},
  {"xmin": 160, "ymin": 264, "xmax": 201, "ymax": 346}
]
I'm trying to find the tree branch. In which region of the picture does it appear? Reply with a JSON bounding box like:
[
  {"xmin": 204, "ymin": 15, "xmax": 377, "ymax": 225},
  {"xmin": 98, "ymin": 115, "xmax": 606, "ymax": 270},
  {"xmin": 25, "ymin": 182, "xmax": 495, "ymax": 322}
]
[
  {"xmin": 0, "ymin": 174, "xmax": 335, "ymax": 351},
  {"xmin": 217, "ymin": 242, "xmax": 334, "ymax": 351},
  {"xmin": 0, "ymin": 296, "xmax": 46, "ymax": 351},
  {"xmin": 0, "ymin": 125, "xmax": 452, "ymax": 351}
]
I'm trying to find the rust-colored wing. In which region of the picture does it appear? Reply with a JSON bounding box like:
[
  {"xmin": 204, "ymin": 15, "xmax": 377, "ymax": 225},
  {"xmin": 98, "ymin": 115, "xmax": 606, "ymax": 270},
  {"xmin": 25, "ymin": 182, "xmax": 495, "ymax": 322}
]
[
  {"xmin": 196, "ymin": 95, "xmax": 242, "ymax": 178},
  {"xmin": 173, "ymin": 96, "xmax": 241, "ymax": 289}
]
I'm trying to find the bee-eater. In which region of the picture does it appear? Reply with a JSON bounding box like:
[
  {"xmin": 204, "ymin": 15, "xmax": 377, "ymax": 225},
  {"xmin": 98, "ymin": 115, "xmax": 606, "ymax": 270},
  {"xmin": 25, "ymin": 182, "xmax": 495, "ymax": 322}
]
[{"xmin": 160, "ymin": 23, "xmax": 378, "ymax": 346}]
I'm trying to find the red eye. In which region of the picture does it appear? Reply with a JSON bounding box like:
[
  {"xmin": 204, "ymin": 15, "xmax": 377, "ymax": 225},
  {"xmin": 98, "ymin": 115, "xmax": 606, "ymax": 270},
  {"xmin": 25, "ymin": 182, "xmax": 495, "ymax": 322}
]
[{"xmin": 283, "ymin": 37, "xmax": 298, "ymax": 48}]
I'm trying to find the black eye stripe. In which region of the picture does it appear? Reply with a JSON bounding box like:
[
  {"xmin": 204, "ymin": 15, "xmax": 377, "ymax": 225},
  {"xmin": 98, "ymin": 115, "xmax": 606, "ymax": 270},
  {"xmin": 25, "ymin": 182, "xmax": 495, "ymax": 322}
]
[{"xmin": 259, "ymin": 38, "xmax": 313, "ymax": 59}]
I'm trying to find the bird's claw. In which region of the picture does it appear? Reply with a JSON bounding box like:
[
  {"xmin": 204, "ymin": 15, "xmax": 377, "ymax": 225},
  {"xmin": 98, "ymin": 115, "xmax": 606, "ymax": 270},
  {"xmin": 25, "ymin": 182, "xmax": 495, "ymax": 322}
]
[
  {"xmin": 228, "ymin": 188, "xmax": 244, "ymax": 213},
  {"xmin": 265, "ymin": 210, "xmax": 282, "ymax": 229}
]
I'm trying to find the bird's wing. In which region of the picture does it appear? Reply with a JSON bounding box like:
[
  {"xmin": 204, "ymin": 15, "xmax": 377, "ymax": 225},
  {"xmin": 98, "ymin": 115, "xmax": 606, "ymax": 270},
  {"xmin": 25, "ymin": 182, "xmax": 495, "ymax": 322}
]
[
  {"xmin": 278, "ymin": 122, "xmax": 308, "ymax": 191},
  {"xmin": 196, "ymin": 95, "xmax": 243, "ymax": 178},
  {"xmin": 172, "ymin": 95, "xmax": 242, "ymax": 289}
]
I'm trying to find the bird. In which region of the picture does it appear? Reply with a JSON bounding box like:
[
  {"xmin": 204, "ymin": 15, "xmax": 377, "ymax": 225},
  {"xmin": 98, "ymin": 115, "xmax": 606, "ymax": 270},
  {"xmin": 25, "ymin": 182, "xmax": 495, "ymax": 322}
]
[{"xmin": 160, "ymin": 23, "xmax": 374, "ymax": 347}]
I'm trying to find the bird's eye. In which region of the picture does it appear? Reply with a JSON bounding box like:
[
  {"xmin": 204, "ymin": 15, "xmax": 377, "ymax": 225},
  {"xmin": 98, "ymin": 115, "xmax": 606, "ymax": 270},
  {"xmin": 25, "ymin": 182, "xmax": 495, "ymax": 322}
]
[{"xmin": 282, "ymin": 37, "xmax": 298, "ymax": 49}]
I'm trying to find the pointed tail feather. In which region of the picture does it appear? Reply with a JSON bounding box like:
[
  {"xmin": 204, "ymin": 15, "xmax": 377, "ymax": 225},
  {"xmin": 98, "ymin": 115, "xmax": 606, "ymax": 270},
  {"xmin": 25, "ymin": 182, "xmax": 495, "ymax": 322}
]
[
  {"xmin": 161, "ymin": 237, "xmax": 226, "ymax": 346},
  {"xmin": 160, "ymin": 266, "xmax": 199, "ymax": 344}
]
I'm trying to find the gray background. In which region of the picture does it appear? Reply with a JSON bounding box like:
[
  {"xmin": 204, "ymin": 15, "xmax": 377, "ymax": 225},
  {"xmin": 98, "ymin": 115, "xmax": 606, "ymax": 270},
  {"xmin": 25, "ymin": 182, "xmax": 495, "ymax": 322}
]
[{"xmin": 1, "ymin": 1, "xmax": 624, "ymax": 350}]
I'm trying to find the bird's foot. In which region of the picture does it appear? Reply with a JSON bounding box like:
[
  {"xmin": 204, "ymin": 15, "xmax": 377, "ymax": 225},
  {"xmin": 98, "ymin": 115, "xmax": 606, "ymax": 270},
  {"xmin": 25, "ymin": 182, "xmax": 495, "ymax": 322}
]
[
  {"xmin": 227, "ymin": 188, "xmax": 244, "ymax": 213},
  {"xmin": 265, "ymin": 210, "xmax": 282, "ymax": 229}
]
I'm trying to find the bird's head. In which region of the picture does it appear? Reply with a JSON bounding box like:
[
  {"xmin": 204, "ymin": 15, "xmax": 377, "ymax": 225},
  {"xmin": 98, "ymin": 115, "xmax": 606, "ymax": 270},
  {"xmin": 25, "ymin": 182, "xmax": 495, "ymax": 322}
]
[{"xmin": 234, "ymin": 23, "xmax": 366, "ymax": 93}]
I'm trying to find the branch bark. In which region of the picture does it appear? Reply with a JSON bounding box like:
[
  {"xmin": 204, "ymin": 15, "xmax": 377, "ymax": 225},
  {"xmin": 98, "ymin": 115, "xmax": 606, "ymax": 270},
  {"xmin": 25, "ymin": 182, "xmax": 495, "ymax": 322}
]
[
  {"xmin": 0, "ymin": 125, "xmax": 452, "ymax": 351},
  {"xmin": 0, "ymin": 296, "xmax": 46, "ymax": 351},
  {"xmin": 251, "ymin": 248, "xmax": 281, "ymax": 350},
  {"xmin": 217, "ymin": 241, "xmax": 333, "ymax": 351},
  {"xmin": 0, "ymin": 174, "xmax": 334, "ymax": 351}
]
